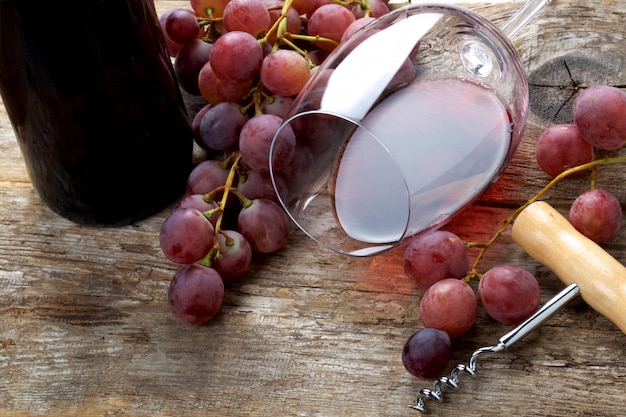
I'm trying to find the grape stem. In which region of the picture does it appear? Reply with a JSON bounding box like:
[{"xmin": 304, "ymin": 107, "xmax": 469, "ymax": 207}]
[
  {"xmin": 260, "ymin": 0, "xmax": 292, "ymax": 47},
  {"xmin": 467, "ymin": 156, "xmax": 626, "ymax": 280},
  {"xmin": 199, "ymin": 152, "xmax": 245, "ymax": 267},
  {"xmin": 259, "ymin": 0, "xmax": 338, "ymax": 56}
]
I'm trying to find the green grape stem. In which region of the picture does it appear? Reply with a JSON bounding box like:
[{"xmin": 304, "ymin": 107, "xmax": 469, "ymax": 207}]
[
  {"xmin": 288, "ymin": 33, "xmax": 339, "ymax": 49},
  {"xmin": 199, "ymin": 153, "xmax": 245, "ymax": 267},
  {"xmin": 468, "ymin": 156, "xmax": 626, "ymax": 278}
]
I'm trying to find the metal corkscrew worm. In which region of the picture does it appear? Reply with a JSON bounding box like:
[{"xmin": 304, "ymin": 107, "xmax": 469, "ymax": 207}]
[{"xmin": 411, "ymin": 283, "xmax": 581, "ymax": 412}]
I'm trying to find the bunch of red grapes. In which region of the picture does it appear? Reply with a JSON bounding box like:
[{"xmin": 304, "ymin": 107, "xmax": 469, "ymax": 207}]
[
  {"xmin": 401, "ymin": 85, "xmax": 626, "ymax": 380},
  {"xmin": 157, "ymin": 0, "xmax": 392, "ymax": 325}
]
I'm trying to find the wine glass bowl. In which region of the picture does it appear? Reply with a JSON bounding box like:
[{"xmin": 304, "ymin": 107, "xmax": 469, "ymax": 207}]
[{"xmin": 270, "ymin": 3, "xmax": 529, "ymax": 256}]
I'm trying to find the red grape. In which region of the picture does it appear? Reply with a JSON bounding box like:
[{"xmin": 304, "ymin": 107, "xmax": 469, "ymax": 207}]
[
  {"xmin": 260, "ymin": 49, "xmax": 311, "ymax": 97},
  {"xmin": 209, "ymin": 31, "xmax": 263, "ymax": 84},
  {"xmin": 159, "ymin": 9, "xmax": 184, "ymax": 57},
  {"xmin": 222, "ymin": 0, "xmax": 271, "ymax": 38},
  {"xmin": 279, "ymin": 141, "xmax": 314, "ymax": 188},
  {"xmin": 165, "ymin": 8, "xmax": 201, "ymax": 45},
  {"xmin": 159, "ymin": 208, "xmax": 215, "ymax": 264},
  {"xmin": 535, "ymin": 124, "xmax": 594, "ymax": 178},
  {"xmin": 478, "ymin": 265, "xmax": 540, "ymax": 326},
  {"xmin": 569, "ymin": 188, "xmax": 623, "ymax": 244},
  {"xmin": 386, "ymin": 57, "xmax": 416, "ymax": 92},
  {"xmin": 239, "ymin": 114, "xmax": 296, "ymax": 173},
  {"xmin": 403, "ymin": 230, "xmax": 469, "ymax": 291},
  {"xmin": 186, "ymin": 159, "xmax": 231, "ymax": 195},
  {"xmin": 290, "ymin": 111, "xmax": 337, "ymax": 155},
  {"xmin": 191, "ymin": 103, "xmax": 213, "ymax": 145},
  {"xmin": 340, "ymin": 17, "xmax": 375, "ymax": 43},
  {"xmin": 306, "ymin": 0, "xmax": 333, "ymax": 18},
  {"xmin": 198, "ymin": 61, "xmax": 253, "ymax": 105},
  {"xmin": 573, "ymin": 85, "xmax": 626, "ymax": 151},
  {"xmin": 419, "ymin": 278, "xmax": 477, "ymax": 339},
  {"xmin": 237, "ymin": 169, "xmax": 287, "ymax": 202},
  {"xmin": 238, "ymin": 198, "xmax": 290, "ymax": 253},
  {"xmin": 174, "ymin": 39, "xmax": 213, "ymax": 95},
  {"xmin": 213, "ymin": 230, "xmax": 253, "ymax": 281},
  {"xmin": 175, "ymin": 194, "xmax": 220, "ymax": 226},
  {"xmin": 198, "ymin": 101, "xmax": 248, "ymax": 151},
  {"xmin": 168, "ymin": 264, "xmax": 224, "ymax": 325},
  {"xmin": 402, "ymin": 328, "xmax": 451, "ymax": 379},
  {"xmin": 291, "ymin": 0, "xmax": 318, "ymax": 15},
  {"xmin": 260, "ymin": 95, "xmax": 294, "ymax": 118},
  {"xmin": 307, "ymin": 4, "xmax": 356, "ymax": 51}
]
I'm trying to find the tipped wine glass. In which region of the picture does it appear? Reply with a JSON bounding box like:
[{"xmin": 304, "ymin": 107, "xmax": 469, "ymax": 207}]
[{"xmin": 270, "ymin": 0, "xmax": 549, "ymax": 256}]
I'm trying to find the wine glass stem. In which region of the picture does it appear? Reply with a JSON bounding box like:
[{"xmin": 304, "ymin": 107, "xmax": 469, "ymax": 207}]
[{"xmin": 500, "ymin": 0, "xmax": 552, "ymax": 39}]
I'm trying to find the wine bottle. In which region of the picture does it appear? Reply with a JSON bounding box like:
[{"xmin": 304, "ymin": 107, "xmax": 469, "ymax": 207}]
[{"xmin": 0, "ymin": 0, "xmax": 193, "ymax": 225}]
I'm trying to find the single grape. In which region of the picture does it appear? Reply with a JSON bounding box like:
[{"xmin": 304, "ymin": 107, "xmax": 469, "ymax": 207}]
[
  {"xmin": 222, "ymin": 0, "xmax": 271, "ymax": 38},
  {"xmin": 569, "ymin": 188, "xmax": 623, "ymax": 244},
  {"xmin": 175, "ymin": 194, "xmax": 220, "ymax": 226},
  {"xmin": 174, "ymin": 39, "xmax": 213, "ymax": 95},
  {"xmin": 419, "ymin": 278, "xmax": 477, "ymax": 339},
  {"xmin": 308, "ymin": 49, "xmax": 330, "ymax": 66},
  {"xmin": 340, "ymin": 17, "xmax": 375, "ymax": 43},
  {"xmin": 213, "ymin": 230, "xmax": 253, "ymax": 281},
  {"xmin": 290, "ymin": 110, "xmax": 336, "ymax": 155},
  {"xmin": 159, "ymin": 208, "xmax": 215, "ymax": 264},
  {"xmin": 403, "ymin": 230, "xmax": 469, "ymax": 291},
  {"xmin": 306, "ymin": 0, "xmax": 333, "ymax": 18},
  {"xmin": 239, "ymin": 114, "xmax": 296, "ymax": 173},
  {"xmin": 159, "ymin": 9, "xmax": 184, "ymax": 57},
  {"xmin": 260, "ymin": 49, "xmax": 311, "ymax": 97},
  {"xmin": 279, "ymin": 141, "xmax": 314, "ymax": 189},
  {"xmin": 238, "ymin": 198, "xmax": 290, "ymax": 253},
  {"xmin": 573, "ymin": 85, "xmax": 626, "ymax": 150},
  {"xmin": 237, "ymin": 169, "xmax": 287, "ymax": 203},
  {"xmin": 198, "ymin": 61, "xmax": 253, "ymax": 105},
  {"xmin": 186, "ymin": 159, "xmax": 231, "ymax": 195},
  {"xmin": 402, "ymin": 328, "xmax": 451, "ymax": 379},
  {"xmin": 165, "ymin": 8, "xmax": 201, "ymax": 45},
  {"xmin": 198, "ymin": 101, "xmax": 248, "ymax": 151},
  {"xmin": 478, "ymin": 265, "xmax": 541, "ymax": 326},
  {"xmin": 535, "ymin": 124, "xmax": 594, "ymax": 178},
  {"xmin": 210, "ymin": 31, "xmax": 264, "ymax": 84},
  {"xmin": 260, "ymin": 95, "xmax": 294, "ymax": 118},
  {"xmin": 291, "ymin": 0, "xmax": 319, "ymax": 15},
  {"xmin": 307, "ymin": 4, "xmax": 356, "ymax": 51},
  {"xmin": 168, "ymin": 264, "xmax": 224, "ymax": 325},
  {"xmin": 191, "ymin": 103, "xmax": 213, "ymax": 145},
  {"xmin": 385, "ymin": 58, "xmax": 416, "ymax": 92}
]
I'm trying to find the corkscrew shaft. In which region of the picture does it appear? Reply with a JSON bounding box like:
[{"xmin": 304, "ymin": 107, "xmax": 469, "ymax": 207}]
[
  {"xmin": 499, "ymin": 283, "xmax": 580, "ymax": 347},
  {"xmin": 411, "ymin": 283, "xmax": 581, "ymax": 412}
]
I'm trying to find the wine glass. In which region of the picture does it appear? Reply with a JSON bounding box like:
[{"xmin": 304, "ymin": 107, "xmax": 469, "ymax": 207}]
[{"xmin": 270, "ymin": 1, "xmax": 546, "ymax": 256}]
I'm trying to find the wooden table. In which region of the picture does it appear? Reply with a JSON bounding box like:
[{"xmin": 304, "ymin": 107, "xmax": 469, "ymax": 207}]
[{"xmin": 2, "ymin": 0, "xmax": 626, "ymax": 415}]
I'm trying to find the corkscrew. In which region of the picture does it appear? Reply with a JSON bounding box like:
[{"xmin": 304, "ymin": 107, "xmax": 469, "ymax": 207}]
[
  {"xmin": 411, "ymin": 282, "xmax": 580, "ymax": 411},
  {"xmin": 411, "ymin": 201, "xmax": 626, "ymax": 412}
]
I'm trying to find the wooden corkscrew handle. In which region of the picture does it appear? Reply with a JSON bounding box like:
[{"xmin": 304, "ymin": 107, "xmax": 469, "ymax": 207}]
[{"xmin": 511, "ymin": 201, "xmax": 626, "ymax": 335}]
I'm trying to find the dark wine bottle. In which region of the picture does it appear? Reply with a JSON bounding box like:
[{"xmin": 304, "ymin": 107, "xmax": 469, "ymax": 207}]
[{"xmin": 0, "ymin": 0, "xmax": 193, "ymax": 225}]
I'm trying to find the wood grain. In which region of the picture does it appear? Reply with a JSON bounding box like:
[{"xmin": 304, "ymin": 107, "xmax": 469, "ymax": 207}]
[{"xmin": 1, "ymin": 0, "xmax": 626, "ymax": 416}]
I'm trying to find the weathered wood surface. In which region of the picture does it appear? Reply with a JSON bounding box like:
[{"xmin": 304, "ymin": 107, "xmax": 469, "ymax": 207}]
[{"xmin": 2, "ymin": 0, "xmax": 626, "ymax": 416}]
